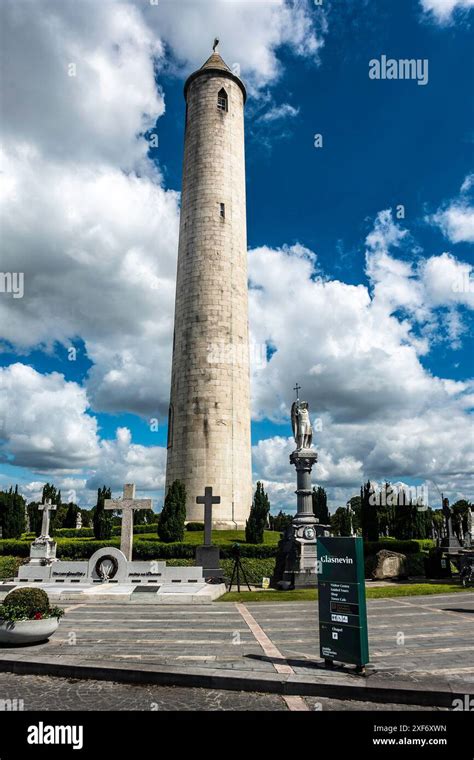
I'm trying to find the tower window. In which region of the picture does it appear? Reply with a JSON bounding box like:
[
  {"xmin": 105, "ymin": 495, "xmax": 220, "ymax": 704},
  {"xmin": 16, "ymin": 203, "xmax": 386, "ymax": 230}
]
[
  {"xmin": 217, "ymin": 88, "xmax": 228, "ymax": 112},
  {"xmin": 220, "ymin": 203, "xmax": 225, "ymax": 219}
]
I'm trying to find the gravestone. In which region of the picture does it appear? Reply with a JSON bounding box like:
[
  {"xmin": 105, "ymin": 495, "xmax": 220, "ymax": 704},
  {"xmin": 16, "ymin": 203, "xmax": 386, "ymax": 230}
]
[
  {"xmin": 195, "ymin": 487, "xmax": 223, "ymax": 580},
  {"xmin": 104, "ymin": 483, "xmax": 152, "ymax": 561}
]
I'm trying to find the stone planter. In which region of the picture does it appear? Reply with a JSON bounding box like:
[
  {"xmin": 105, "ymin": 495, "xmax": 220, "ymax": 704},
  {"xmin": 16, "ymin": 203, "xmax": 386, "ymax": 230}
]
[{"xmin": 0, "ymin": 617, "xmax": 59, "ymax": 645}]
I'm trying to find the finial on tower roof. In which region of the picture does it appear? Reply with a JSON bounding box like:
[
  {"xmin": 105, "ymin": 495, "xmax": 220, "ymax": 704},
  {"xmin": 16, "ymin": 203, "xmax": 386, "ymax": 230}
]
[{"xmin": 213, "ymin": 37, "xmax": 219, "ymax": 52}]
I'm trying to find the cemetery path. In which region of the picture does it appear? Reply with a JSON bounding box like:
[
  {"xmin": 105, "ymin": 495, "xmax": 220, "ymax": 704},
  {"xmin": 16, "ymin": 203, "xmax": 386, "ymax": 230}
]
[{"xmin": 0, "ymin": 592, "xmax": 473, "ymax": 706}]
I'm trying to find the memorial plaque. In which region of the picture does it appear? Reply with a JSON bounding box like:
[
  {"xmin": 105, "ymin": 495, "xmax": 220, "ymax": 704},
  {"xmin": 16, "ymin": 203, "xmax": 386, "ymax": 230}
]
[{"xmin": 317, "ymin": 536, "xmax": 369, "ymax": 667}]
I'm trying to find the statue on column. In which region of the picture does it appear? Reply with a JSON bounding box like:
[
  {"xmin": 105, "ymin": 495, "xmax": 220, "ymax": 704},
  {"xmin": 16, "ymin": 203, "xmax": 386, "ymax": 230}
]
[
  {"xmin": 272, "ymin": 384, "xmax": 321, "ymax": 590},
  {"xmin": 291, "ymin": 399, "xmax": 313, "ymax": 450}
]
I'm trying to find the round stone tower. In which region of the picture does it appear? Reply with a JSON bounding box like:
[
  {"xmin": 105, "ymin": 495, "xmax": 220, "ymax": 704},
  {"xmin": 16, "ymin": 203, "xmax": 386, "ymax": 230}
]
[{"xmin": 165, "ymin": 46, "xmax": 252, "ymax": 529}]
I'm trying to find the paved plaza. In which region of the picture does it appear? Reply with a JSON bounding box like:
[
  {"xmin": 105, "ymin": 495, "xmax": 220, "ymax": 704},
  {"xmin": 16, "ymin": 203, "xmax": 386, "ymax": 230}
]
[
  {"xmin": 1, "ymin": 592, "xmax": 473, "ymax": 707},
  {"xmin": 0, "ymin": 672, "xmax": 448, "ymax": 711}
]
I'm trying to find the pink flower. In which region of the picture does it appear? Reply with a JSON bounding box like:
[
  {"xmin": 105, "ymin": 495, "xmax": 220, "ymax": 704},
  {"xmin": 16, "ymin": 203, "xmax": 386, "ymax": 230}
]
[{"xmin": 34, "ymin": 612, "xmax": 42, "ymax": 620}]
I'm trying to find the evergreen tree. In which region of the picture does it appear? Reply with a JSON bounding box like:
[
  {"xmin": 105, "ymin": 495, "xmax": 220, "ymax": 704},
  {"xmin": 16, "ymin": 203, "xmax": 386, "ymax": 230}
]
[
  {"xmin": 27, "ymin": 502, "xmax": 43, "ymax": 536},
  {"xmin": 40, "ymin": 483, "xmax": 63, "ymax": 535},
  {"xmin": 0, "ymin": 486, "xmax": 26, "ymax": 539},
  {"xmin": 158, "ymin": 480, "xmax": 186, "ymax": 542},
  {"xmin": 312, "ymin": 486, "xmax": 330, "ymax": 524},
  {"xmin": 269, "ymin": 510, "xmax": 293, "ymax": 532},
  {"xmin": 64, "ymin": 502, "xmax": 79, "ymax": 529},
  {"xmin": 93, "ymin": 486, "xmax": 113, "ymax": 540},
  {"xmin": 360, "ymin": 481, "xmax": 378, "ymax": 541},
  {"xmin": 245, "ymin": 481, "xmax": 270, "ymax": 544},
  {"xmin": 331, "ymin": 506, "xmax": 351, "ymax": 536},
  {"xmin": 80, "ymin": 509, "xmax": 92, "ymax": 528}
]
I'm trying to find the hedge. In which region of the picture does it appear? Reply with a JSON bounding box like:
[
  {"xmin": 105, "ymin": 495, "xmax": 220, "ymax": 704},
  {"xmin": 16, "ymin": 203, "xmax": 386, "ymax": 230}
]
[
  {"xmin": 0, "ymin": 556, "xmax": 24, "ymax": 580},
  {"xmin": 186, "ymin": 522, "xmax": 205, "ymax": 531},
  {"xmin": 364, "ymin": 539, "xmax": 434, "ymax": 555}
]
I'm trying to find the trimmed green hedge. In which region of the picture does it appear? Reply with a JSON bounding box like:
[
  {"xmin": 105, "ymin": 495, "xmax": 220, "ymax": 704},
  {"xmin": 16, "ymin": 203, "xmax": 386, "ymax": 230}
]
[
  {"xmin": 0, "ymin": 556, "xmax": 24, "ymax": 579},
  {"xmin": 0, "ymin": 537, "xmax": 278, "ymax": 560},
  {"xmin": 365, "ymin": 539, "xmax": 434, "ymax": 555},
  {"xmin": 186, "ymin": 522, "xmax": 205, "ymax": 531}
]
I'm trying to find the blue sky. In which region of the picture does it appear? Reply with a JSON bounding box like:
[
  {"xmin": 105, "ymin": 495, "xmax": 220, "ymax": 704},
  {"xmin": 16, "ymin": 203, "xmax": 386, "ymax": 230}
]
[{"xmin": 0, "ymin": 0, "xmax": 472, "ymax": 513}]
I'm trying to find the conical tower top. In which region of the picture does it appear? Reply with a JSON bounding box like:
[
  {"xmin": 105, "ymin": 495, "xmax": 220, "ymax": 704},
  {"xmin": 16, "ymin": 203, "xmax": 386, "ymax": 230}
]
[{"xmin": 184, "ymin": 41, "xmax": 246, "ymax": 102}]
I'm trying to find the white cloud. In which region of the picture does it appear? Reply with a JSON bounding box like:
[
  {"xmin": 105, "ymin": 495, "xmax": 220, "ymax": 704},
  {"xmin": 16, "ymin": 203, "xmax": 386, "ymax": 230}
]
[
  {"xmin": 144, "ymin": 0, "xmax": 327, "ymax": 92},
  {"xmin": 0, "ymin": 364, "xmax": 167, "ymax": 505},
  {"xmin": 0, "ymin": 0, "xmax": 164, "ymax": 169},
  {"xmin": 248, "ymin": 214, "xmax": 474, "ymax": 505},
  {"xmin": 420, "ymin": 0, "xmax": 474, "ymax": 23},
  {"xmin": 0, "ymin": 364, "xmax": 100, "ymax": 470},
  {"xmin": 259, "ymin": 103, "xmax": 300, "ymax": 122},
  {"xmin": 428, "ymin": 175, "xmax": 474, "ymax": 243}
]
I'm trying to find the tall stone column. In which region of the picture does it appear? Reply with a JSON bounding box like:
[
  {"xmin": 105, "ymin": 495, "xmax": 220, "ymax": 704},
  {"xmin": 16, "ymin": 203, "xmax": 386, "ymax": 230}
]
[
  {"xmin": 165, "ymin": 45, "xmax": 252, "ymax": 529},
  {"xmin": 288, "ymin": 450, "xmax": 319, "ymax": 587}
]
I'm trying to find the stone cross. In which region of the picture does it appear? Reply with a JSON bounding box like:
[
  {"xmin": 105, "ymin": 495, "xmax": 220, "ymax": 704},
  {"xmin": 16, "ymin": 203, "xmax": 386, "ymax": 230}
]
[
  {"xmin": 196, "ymin": 486, "xmax": 220, "ymax": 545},
  {"xmin": 38, "ymin": 498, "xmax": 57, "ymax": 539},
  {"xmin": 104, "ymin": 484, "xmax": 152, "ymax": 561}
]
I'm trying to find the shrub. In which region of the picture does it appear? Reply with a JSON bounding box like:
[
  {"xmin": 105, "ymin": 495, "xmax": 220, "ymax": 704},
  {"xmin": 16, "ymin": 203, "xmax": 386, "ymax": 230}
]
[
  {"xmin": 158, "ymin": 480, "xmax": 186, "ymax": 543},
  {"xmin": 186, "ymin": 522, "xmax": 205, "ymax": 532},
  {"xmin": 0, "ymin": 556, "xmax": 23, "ymax": 580},
  {"xmin": 0, "ymin": 587, "xmax": 64, "ymax": 622},
  {"xmin": 246, "ymin": 482, "xmax": 270, "ymax": 544},
  {"xmin": 364, "ymin": 540, "xmax": 423, "ymax": 556},
  {"xmin": 54, "ymin": 528, "xmax": 94, "ymax": 538},
  {"xmin": 0, "ymin": 540, "xmax": 30, "ymax": 557},
  {"xmin": 93, "ymin": 486, "xmax": 113, "ymax": 540},
  {"xmin": 221, "ymin": 558, "xmax": 275, "ymax": 584}
]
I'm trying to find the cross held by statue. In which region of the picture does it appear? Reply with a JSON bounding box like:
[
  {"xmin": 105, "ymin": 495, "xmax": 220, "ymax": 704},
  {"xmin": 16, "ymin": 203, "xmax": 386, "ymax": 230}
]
[
  {"xmin": 104, "ymin": 483, "xmax": 152, "ymax": 561},
  {"xmin": 196, "ymin": 486, "xmax": 221, "ymax": 545}
]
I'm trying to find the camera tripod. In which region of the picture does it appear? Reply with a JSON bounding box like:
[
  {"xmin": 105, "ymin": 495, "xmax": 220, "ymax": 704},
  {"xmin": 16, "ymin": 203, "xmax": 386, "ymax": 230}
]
[{"xmin": 227, "ymin": 544, "xmax": 251, "ymax": 592}]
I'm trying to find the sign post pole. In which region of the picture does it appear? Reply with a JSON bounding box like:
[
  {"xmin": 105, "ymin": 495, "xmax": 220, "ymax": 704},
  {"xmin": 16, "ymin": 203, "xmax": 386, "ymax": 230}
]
[{"xmin": 316, "ymin": 536, "xmax": 369, "ymax": 673}]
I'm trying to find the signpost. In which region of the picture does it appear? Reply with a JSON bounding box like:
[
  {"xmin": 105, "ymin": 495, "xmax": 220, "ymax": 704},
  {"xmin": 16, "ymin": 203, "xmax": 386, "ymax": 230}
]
[{"xmin": 316, "ymin": 536, "xmax": 369, "ymax": 673}]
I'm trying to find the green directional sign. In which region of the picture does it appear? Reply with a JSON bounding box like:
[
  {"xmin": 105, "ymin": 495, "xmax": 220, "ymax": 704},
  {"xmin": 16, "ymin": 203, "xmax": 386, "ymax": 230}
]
[{"xmin": 316, "ymin": 536, "xmax": 369, "ymax": 668}]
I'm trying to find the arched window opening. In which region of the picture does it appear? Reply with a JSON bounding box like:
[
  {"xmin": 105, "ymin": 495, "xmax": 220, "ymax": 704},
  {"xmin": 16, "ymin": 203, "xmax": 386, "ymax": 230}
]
[{"xmin": 217, "ymin": 88, "xmax": 228, "ymax": 112}]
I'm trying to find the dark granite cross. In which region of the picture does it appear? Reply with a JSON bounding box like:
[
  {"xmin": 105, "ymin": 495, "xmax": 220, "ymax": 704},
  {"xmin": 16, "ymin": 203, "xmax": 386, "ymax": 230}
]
[{"xmin": 196, "ymin": 486, "xmax": 220, "ymax": 545}]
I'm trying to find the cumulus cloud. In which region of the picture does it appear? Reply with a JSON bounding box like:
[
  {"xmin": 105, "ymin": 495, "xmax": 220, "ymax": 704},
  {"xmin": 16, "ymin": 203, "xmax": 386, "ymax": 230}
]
[
  {"xmin": 420, "ymin": 0, "xmax": 474, "ymax": 24},
  {"xmin": 0, "ymin": 149, "xmax": 179, "ymax": 416},
  {"xmin": 247, "ymin": 213, "xmax": 474, "ymax": 506},
  {"xmin": 144, "ymin": 0, "xmax": 327, "ymax": 92},
  {"xmin": 0, "ymin": 364, "xmax": 100, "ymax": 470},
  {"xmin": 428, "ymin": 175, "xmax": 474, "ymax": 244},
  {"xmin": 0, "ymin": 0, "xmax": 164, "ymax": 169},
  {"xmin": 0, "ymin": 365, "xmax": 167, "ymax": 505}
]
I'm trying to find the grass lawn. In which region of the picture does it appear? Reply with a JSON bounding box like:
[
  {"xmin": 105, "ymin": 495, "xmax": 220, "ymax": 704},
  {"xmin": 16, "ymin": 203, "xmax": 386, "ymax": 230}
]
[
  {"xmin": 128, "ymin": 530, "xmax": 281, "ymax": 546},
  {"xmin": 219, "ymin": 583, "xmax": 474, "ymax": 603}
]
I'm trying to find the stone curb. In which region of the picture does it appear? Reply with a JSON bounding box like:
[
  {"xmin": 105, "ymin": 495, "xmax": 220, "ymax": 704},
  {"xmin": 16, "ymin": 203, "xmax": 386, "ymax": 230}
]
[{"xmin": 0, "ymin": 654, "xmax": 471, "ymax": 707}]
